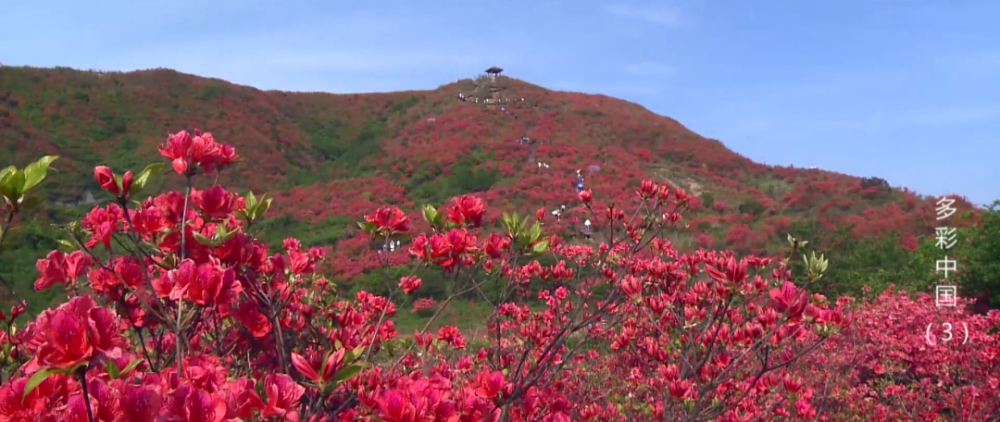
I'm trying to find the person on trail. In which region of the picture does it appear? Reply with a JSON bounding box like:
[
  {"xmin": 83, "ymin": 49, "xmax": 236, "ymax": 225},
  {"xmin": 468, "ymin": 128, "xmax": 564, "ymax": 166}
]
[
  {"xmin": 389, "ymin": 241, "xmax": 396, "ymax": 252},
  {"xmin": 583, "ymin": 219, "xmax": 592, "ymax": 239},
  {"xmin": 551, "ymin": 209, "xmax": 561, "ymax": 221}
]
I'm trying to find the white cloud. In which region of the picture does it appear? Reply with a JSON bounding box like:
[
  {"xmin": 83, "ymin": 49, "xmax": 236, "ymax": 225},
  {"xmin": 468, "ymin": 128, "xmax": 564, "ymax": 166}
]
[{"xmin": 603, "ymin": 3, "xmax": 682, "ymax": 27}]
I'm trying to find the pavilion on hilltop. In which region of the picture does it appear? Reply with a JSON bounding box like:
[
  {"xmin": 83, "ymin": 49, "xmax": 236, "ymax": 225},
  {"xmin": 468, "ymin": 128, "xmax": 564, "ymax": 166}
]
[{"xmin": 485, "ymin": 66, "xmax": 503, "ymax": 78}]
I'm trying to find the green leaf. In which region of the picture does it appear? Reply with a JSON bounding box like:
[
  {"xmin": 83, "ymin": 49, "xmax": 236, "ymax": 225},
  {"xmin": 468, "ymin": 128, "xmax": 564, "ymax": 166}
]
[
  {"xmin": 529, "ymin": 221, "xmax": 542, "ymax": 242},
  {"xmin": 422, "ymin": 204, "xmax": 438, "ymax": 224},
  {"xmin": 532, "ymin": 240, "xmax": 550, "ymax": 254},
  {"xmin": 216, "ymin": 226, "xmax": 237, "ymax": 243},
  {"xmin": 0, "ymin": 169, "xmax": 25, "ymax": 201},
  {"xmin": 192, "ymin": 231, "xmax": 214, "ymax": 246},
  {"xmin": 0, "ymin": 165, "xmax": 15, "ymax": 181},
  {"xmin": 119, "ymin": 358, "xmax": 144, "ymax": 376},
  {"xmin": 0, "ymin": 165, "xmax": 18, "ymax": 201},
  {"xmin": 255, "ymin": 196, "xmax": 273, "ymax": 219},
  {"xmin": 105, "ymin": 360, "xmax": 121, "ymax": 379},
  {"xmin": 357, "ymin": 221, "xmax": 377, "ymax": 234},
  {"xmin": 503, "ymin": 212, "xmax": 519, "ymax": 236},
  {"xmin": 254, "ymin": 377, "xmax": 266, "ymax": 399},
  {"xmin": 57, "ymin": 239, "xmax": 77, "ymax": 251},
  {"xmin": 350, "ymin": 346, "xmax": 364, "ymax": 362},
  {"xmin": 21, "ymin": 155, "xmax": 58, "ymax": 193},
  {"xmin": 22, "ymin": 368, "xmax": 55, "ymax": 402},
  {"xmin": 334, "ymin": 363, "xmax": 364, "ymax": 383},
  {"xmin": 245, "ymin": 191, "xmax": 258, "ymax": 209},
  {"xmin": 131, "ymin": 162, "xmax": 164, "ymax": 194}
]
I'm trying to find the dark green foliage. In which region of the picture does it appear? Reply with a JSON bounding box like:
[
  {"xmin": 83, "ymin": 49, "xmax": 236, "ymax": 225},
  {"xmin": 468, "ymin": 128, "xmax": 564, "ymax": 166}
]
[
  {"xmin": 406, "ymin": 151, "xmax": 501, "ymax": 205},
  {"xmin": 280, "ymin": 117, "xmax": 391, "ymax": 188},
  {"xmin": 701, "ymin": 193, "xmax": 715, "ymax": 209},
  {"xmin": 738, "ymin": 201, "xmax": 766, "ymax": 217},
  {"xmin": 957, "ymin": 202, "xmax": 1000, "ymax": 307},
  {"xmin": 196, "ymin": 84, "xmax": 229, "ymax": 101},
  {"xmin": 391, "ymin": 96, "xmax": 419, "ymax": 114},
  {"xmin": 348, "ymin": 266, "xmax": 452, "ymax": 300},
  {"xmin": 254, "ymin": 213, "xmax": 356, "ymax": 250},
  {"xmin": 301, "ymin": 119, "xmax": 386, "ymax": 174},
  {"xmin": 813, "ymin": 231, "xmax": 938, "ymax": 297},
  {"xmin": 0, "ymin": 218, "xmax": 68, "ymax": 314}
]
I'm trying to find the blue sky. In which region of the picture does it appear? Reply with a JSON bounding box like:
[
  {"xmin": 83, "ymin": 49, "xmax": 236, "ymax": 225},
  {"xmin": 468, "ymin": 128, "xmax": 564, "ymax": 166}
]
[{"xmin": 2, "ymin": 0, "xmax": 997, "ymax": 205}]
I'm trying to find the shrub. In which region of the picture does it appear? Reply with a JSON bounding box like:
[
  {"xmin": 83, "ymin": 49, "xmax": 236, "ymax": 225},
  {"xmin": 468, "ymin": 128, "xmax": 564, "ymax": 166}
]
[{"xmin": 0, "ymin": 128, "xmax": 996, "ymax": 422}]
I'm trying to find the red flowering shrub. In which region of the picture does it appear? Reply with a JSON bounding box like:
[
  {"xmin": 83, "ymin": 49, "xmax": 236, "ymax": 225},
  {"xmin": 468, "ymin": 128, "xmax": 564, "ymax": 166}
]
[
  {"xmin": 0, "ymin": 127, "xmax": 997, "ymax": 422},
  {"xmin": 411, "ymin": 298, "xmax": 436, "ymax": 317},
  {"xmin": 805, "ymin": 288, "xmax": 1000, "ymax": 421}
]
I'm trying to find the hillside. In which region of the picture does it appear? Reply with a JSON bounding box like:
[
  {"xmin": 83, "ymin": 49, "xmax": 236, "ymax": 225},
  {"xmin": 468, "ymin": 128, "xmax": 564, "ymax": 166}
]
[{"xmin": 0, "ymin": 65, "xmax": 979, "ymax": 304}]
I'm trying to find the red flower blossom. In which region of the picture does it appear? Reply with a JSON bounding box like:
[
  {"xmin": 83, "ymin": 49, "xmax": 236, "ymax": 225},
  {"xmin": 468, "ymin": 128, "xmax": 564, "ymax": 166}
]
[
  {"xmin": 33, "ymin": 250, "xmax": 92, "ymax": 291},
  {"xmin": 262, "ymin": 374, "xmax": 305, "ymax": 421},
  {"xmin": 120, "ymin": 384, "xmax": 163, "ymax": 422},
  {"xmin": 93, "ymin": 166, "xmax": 119, "ymax": 195},
  {"xmin": 26, "ymin": 296, "xmax": 125, "ymax": 370},
  {"xmin": 365, "ymin": 206, "xmax": 410, "ymax": 236},
  {"xmin": 446, "ymin": 195, "xmax": 486, "ymax": 227},
  {"xmin": 191, "ymin": 185, "xmax": 237, "ymax": 219},
  {"xmin": 473, "ymin": 371, "xmax": 505, "ymax": 400},
  {"xmin": 158, "ymin": 130, "xmax": 237, "ymax": 176},
  {"xmin": 398, "ymin": 276, "xmax": 422, "ymax": 294}
]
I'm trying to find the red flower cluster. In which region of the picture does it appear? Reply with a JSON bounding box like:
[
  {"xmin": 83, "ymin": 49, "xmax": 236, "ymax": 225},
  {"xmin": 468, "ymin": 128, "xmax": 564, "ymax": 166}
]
[
  {"xmin": 0, "ymin": 127, "xmax": 996, "ymax": 422},
  {"xmin": 365, "ymin": 206, "xmax": 410, "ymax": 236},
  {"xmin": 158, "ymin": 129, "xmax": 238, "ymax": 176}
]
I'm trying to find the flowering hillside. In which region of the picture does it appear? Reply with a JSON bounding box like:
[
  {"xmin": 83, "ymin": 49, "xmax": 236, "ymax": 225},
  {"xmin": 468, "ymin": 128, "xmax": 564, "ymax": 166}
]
[
  {"xmin": 0, "ymin": 129, "xmax": 996, "ymax": 421},
  {"xmin": 0, "ymin": 66, "xmax": 980, "ymax": 310}
]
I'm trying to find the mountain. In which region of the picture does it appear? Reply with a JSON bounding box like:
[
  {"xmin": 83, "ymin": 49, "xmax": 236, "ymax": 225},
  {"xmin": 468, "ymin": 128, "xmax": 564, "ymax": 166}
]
[{"xmin": 0, "ymin": 65, "xmax": 979, "ymax": 307}]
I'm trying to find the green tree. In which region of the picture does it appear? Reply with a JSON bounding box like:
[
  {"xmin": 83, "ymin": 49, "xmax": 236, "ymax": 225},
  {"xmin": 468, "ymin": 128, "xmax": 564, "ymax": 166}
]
[{"xmin": 957, "ymin": 201, "xmax": 1000, "ymax": 308}]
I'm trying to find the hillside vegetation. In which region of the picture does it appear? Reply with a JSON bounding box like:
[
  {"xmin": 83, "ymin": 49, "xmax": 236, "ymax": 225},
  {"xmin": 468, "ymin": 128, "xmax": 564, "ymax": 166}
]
[
  {"xmin": 0, "ymin": 66, "xmax": 998, "ymax": 422},
  {"xmin": 0, "ymin": 66, "xmax": 983, "ymax": 311}
]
